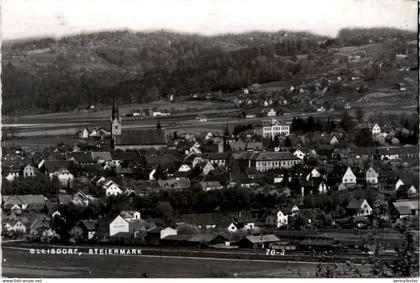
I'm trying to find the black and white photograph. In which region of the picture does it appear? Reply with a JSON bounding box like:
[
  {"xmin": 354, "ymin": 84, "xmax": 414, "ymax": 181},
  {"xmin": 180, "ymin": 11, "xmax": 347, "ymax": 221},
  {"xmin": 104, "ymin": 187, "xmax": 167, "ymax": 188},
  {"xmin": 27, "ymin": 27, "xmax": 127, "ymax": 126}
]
[{"xmin": 1, "ymin": 0, "xmax": 419, "ymax": 279}]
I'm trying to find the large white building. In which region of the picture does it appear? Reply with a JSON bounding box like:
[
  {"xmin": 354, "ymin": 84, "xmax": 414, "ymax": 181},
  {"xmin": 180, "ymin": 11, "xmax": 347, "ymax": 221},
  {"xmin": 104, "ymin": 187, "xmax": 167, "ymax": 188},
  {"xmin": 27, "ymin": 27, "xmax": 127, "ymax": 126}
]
[
  {"xmin": 262, "ymin": 119, "xmax": 290, "ymax": 139},
  {"xmin": 255, "ymin": 152, "xmax": 301, "ymax": 172}
]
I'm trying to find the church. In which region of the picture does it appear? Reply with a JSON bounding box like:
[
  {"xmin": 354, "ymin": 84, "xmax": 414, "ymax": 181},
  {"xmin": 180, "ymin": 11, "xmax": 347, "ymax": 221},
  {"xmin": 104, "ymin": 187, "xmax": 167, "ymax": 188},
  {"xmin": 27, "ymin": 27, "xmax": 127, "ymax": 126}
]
[{"xmin": 110, "ymin": 96, "xmax": 167, "ymax": 150}]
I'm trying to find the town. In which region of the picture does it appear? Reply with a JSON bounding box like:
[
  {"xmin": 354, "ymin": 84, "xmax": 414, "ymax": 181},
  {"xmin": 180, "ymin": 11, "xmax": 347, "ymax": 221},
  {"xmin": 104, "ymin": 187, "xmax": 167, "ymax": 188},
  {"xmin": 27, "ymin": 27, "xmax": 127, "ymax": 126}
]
[{"xmin": 1, "ymin": 26, "xmax": 418, "ymax": 278}]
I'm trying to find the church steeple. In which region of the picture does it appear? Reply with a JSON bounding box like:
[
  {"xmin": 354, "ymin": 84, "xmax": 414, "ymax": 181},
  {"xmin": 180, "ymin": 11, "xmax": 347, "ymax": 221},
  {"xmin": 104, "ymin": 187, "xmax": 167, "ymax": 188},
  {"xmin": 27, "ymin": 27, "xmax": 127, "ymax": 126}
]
[
  {"xmin": 112, "ymin": 94, "xmax": 119, "ymax": 120},
  {"xmin": 110, "ymin": 94, "xmax": 122, "ymax": 149}
]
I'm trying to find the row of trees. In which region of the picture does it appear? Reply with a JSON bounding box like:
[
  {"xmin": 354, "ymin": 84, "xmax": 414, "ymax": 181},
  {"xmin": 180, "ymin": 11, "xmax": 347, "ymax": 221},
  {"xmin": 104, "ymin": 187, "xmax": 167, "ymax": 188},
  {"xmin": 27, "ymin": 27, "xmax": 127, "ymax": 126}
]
[{"xmin": 3, "ymin": 31, "xmax": 328, "ymax": 114}]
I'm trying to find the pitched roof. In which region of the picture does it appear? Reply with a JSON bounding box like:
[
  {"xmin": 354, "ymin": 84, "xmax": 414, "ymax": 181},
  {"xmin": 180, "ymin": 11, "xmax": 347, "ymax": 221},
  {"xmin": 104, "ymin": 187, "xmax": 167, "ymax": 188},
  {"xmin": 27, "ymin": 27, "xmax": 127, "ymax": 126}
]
[
  {"xmin": 91, "ymin": 151, "xmax": 112, "ymax": 161},
  {"xmin": 2, "ymin": 195, "xmax": 46, "ymax": 210},
  {"xmin": 256, "ymin": 152, "xmax": 299, "ymax": 161},
  {"xmin": 115, "ymin": 129, "xmax": 167, "ymax": 146},
  {"xmin": 347, "ymin": 199, "xmax": 367, "ymax": 209},
  {"xmin": 158, "ymin": 177, "xmax": 190, "ymax": 190},
  {"xmin": 44, "ymin": 160, "xmax": 75, "ymax": 173},
  {"xmin": 244, "ymin": 234, "xmax": 280, "ymax": 243},
  {"xmin": 67, "ymin": 152, "xmax": 94, "ymax": 163},
  {"xmin": 80, "ymin": 220, "xmax": 98, "ymax": 230}
]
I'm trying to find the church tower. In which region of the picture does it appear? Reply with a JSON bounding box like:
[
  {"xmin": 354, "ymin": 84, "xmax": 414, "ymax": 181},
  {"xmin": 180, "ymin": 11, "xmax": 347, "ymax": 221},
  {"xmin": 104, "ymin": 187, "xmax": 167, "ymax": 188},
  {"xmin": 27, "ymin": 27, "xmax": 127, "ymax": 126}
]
[{"xmin": 110, "ymin": 95, "xmax": 121, "ymax": 148}]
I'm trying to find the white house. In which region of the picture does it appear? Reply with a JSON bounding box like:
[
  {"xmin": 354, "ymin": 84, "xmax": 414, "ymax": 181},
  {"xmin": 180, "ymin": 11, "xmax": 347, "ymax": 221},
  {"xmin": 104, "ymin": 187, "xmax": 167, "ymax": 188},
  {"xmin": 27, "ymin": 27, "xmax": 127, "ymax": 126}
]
[
  {"xmin": 178, "ymin": 164, "xmax": 191, "ymax": 172},
  {"xmin": 276, "ymin": 210, "xmax": 288, "ymax": 228},
  {"xmin": 293, "ymin": 149, "xmax": 306, "ymax": 160},
  {"xmin": 339, "ymin": 167, "xmax": 357, "ymax": 190},
  {"xmin": 366, "ymin": 167, "xmax": 379, "ymax": 184},
  {"xmin": 90, "ymin": 128, "xmax": 98, "ymax": 137},
  {"xmin": 189, "ymin": 145, "xmax": 202, "ymax": 155},
  {"xmin": 5, "ymin": 170, "xmax": 19, "ymax": 182},
  {"xmin": 81, "ymin": 128, "xmax": 90, "ymax": 139},
  {"xmin": 23, "ymin": 165, "xmax": 36, "ymax": 178},
  {"xmin": 347, "ymin": 199, "xmax": 373, "ymax": 216},
  {"xmin": 160, "ymin": 227, "xmax": 177, "ymax": 239},
  {"xmin": 201, "ymin": 162, "xmax": 215, "ymax": 176},
  {"xmin": 109, "ymin": 215, "xmax": 129, "ymax": 236},
  {"xmin": 262, "ymin": 119, "xmax": 290, "ymax": 139},
  {"xmin": 227, "ymin": 221, "xmax": 255, "ymax": 233},
  {"xmin": 4, "ymin": 220, "xmax": 27, "ymax": 234},
  {"xmin": 394, "ymin": 178, "xmax": 404, "ymax": 191},
  {"xmin": 50, "ymin": 169, "xmax": 74, "ymax": 188},
  {"xmin": 103, "ymin": 181, "xmax": 123, "ymax": 196},
  {"xmin": 330, "ymin": 136, "xmax": 339, "ymax": 145},
  {"xmin": 371, "ymin": 124, "xmax": 381, "ymax": 136},
  {"xmin": 120, "ymin": 210, "xmax": 141, "ymax": 222},
  {"xmin": 267, "ymin": 108, "xmax": 277, "ymax": 117},
  {"xmin": 306, "ymin": 168, "xmax": 321, "ymax": 181}
]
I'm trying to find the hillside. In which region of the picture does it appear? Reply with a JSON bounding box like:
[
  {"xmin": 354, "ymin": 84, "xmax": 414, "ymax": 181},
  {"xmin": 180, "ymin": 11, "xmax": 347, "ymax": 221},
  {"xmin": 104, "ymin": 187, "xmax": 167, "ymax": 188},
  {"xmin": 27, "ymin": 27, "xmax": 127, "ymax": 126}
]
[{"xmin": 1, "ymin": 28, "xmax": 416, "ymax": 115}]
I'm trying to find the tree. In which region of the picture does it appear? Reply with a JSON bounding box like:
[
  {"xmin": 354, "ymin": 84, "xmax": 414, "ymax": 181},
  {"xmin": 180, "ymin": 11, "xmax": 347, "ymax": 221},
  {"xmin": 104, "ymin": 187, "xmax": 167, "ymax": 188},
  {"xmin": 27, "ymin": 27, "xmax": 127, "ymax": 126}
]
[
  {"xmin": 355, "ymin": 107, "xmax": 365, "ymax": 123},
  {"xmin": 354, "ymin": 128, "xmax": 374, "ymax": 147},
  {"xmin": 340, "ymin": 110, "xmax": 354, "ymax": 132},
  {"xmin": 156, "ymin": 201, "xmax": 174, "ymax": 224},
  {"xmin": 156, "ymin": 119, "xmax": 161, "ymax": 130}
]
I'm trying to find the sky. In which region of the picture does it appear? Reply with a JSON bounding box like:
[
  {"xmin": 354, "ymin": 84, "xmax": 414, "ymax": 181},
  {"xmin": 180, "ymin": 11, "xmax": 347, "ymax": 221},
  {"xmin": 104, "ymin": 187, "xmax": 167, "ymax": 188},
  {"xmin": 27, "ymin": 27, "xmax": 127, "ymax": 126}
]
[{"xmin": 2, "ymin": 0, "xmax": 418, "ymax": 40}]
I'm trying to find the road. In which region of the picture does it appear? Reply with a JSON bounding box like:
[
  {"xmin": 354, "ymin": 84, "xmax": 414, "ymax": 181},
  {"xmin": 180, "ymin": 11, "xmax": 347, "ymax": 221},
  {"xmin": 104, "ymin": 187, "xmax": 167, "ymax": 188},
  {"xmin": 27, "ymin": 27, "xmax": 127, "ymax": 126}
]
[{"xmin": 1, "ymin": 245, "xmax": 374, "ymax": 278}]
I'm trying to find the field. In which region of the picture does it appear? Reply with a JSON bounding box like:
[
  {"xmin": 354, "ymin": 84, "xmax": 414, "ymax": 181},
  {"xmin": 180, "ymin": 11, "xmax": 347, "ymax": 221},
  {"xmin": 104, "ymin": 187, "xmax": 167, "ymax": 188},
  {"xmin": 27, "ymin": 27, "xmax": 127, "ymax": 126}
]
[
  {"xmin": 2, "ymin": 244, "xmax": 379, "ymax": 278},
  {"xmin": 2, "ymin": 246, "xmax": 318, "ymax": 278}
]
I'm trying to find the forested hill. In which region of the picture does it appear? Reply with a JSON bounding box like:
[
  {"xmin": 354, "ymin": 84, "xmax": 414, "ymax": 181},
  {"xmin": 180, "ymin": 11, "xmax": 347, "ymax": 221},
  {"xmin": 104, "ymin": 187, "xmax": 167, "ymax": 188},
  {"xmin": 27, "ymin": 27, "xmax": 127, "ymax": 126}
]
[{"xmin": 2, "ymin": 28, "xmax": 416, "ymax": 115}]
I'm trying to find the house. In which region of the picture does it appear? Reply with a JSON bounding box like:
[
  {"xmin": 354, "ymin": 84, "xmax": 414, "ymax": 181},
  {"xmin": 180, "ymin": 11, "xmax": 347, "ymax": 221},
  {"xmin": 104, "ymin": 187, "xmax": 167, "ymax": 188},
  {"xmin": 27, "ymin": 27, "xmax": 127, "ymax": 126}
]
[
  {"xmin": 158, "ymin": 177, "xmax": 190, "ymax": 191},
  {"xmin": 178, "ymin": 164, "xmax": 191, "ymax": 172},
  {"xmin": 262, "ymin": 119, "xmax": 290, "ymax": 139},
  {"xmin": 200, "ymin": 162, "xmax": 216, "ymax": 176},
  {"xmin": 255, "ymin": 152, "xmax": 301, "ymax": 172},
  {"xmin": 81, "ymin": 128, "xmax": 90, "ymax": 139},
  {"xmin": 330, "ymin": 136, "xmax": 339, "ymax": 145},
  {"xmin": 43, "ymin": 160, "xmax": 75, "ymax": 187},
  {"xmin": 200, "ymin": 181, "xmax": 223, "ymax": 191},
  {"xmin": 346, "ymin": 199, "xmax": 373, "ymax": 216},
  {"xmin": 227, "ymin": 220, "xmax": 256, "ymax": 233},
  {"xmin": 78, "ymin": 220, "xmax": 98, "ymax": 240},
  {"xmin": 339, "ymin": 167, "xmax": 357, "ymax": 190},
  {"xmin": 29, "ymin": 216, "xmax": 51, "ymax": 239},
  {"xmin": 2, "ymin": 195, "xmax": 46, "ymax": 212},
  {"xmin": 120, "ymin": 210, "xmax": 141, "ymax": 222},
  {"xmin": 397, "ymin": 185, "xmax": 417, "ymax": 198},
  {"xmin": 198, "ymin": 153, "xmax": 230, "ymax": 167},
  {"xmin": 237, "ymin": 235, "xmax": 281, "ymax": 249},
  {"xmin": 371, "ymin": 124, "xmax": 381, "ymax": 136},
  {"xmin": 67, "ymin": 152, "xmax": 95, "ymax": 166},
  {"xmin": 103, "ymin": 180, "xmax": 123, "ymax": 196},
  {"xmin": 293, "ymin": 149, "xmax": 306, "ymax": 160},
  {"xmin": 265, "ymin": 210, "xmax": 288, "ymax": 228},
  {"xmin": 91, "ymin": 152, "xmax": 113, "ymax": 165},
  {"xmin": 377, "ymin": 146, "xmax": 419, "ymax": 160},
  {"xmin": 267, "ymin": 108, "xmax": 277, "ymax": 117},
  {"xmin": 23, "ymin": 164, "xmax": 36, "ymax": 178},
  {"xmin": 109, "ymin": 215, "xmax": 130, "ymax": 237},
  {"xmin": 3, "ymin": 220, "xmax": 27, "ymax": 234},
  {"xmin": 5, "ymin": 168, "xmax": 20, "ymax": 182},
  {"xmin": 366, "ymin": 167, "xmax": 379, "ymax": 184},
  {"xmin": 306, "ymin": 168, "xmax": 321, "ymax": 181},
  {"xmin": 282, "ymin": 205, "xmax": 299, "ymax": 216},
  {"xmin": 72, "ymin": 190, "xmax": 94, "ymax": 207},
  {"xmin": 147, "ymin": 227, "xmax": 178, "ymax": 245},
  {"xmin": 392, "ymin": 200, "xmax": 418, "ymax": 219}
]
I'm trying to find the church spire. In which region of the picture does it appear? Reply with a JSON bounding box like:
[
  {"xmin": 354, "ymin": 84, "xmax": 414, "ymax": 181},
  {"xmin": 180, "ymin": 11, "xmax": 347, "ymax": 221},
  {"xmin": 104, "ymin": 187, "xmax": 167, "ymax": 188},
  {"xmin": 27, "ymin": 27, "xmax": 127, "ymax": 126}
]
[{"xmin": 112, "ymin": 94, "xmax": 119, "ymax": 120}]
